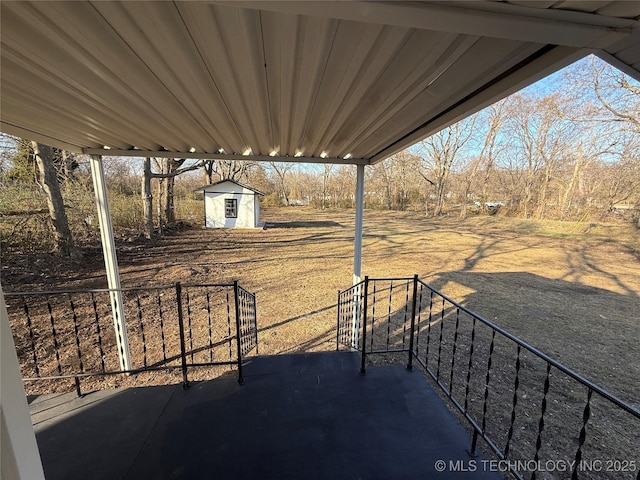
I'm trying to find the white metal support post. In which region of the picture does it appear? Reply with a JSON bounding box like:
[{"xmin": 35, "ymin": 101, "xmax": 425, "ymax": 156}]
[
  {"xmin": 353, "ymin": 164, "xmax": 365, "ymax": 285},
  {"xmin": 352, "ymin": 164, "xmax": 365, "ymax": 348},
  {"xmin": 89, "ymin": 155, "xmax": 132, "ymax": 371}
]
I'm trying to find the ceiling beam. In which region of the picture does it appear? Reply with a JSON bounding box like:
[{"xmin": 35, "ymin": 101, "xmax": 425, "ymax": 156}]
[
  {"xmin": 596, "ymin": 51, "xmax": 640, "ymax": 81},
  {"xmin": 221, "ymin": 1, "xmax": 636, "ymax": 49},
  {"xmin": 82, "ymin": 148, "xmax": 370, "ymax": 165},
  {"xmin": 0, "ymin": 121, "xmax": 84, "ymax": 153}
]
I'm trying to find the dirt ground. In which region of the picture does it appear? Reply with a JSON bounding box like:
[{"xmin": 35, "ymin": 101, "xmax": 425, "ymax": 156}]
[{"xmin": 3, "ymin": 207, "xmax": 639, "ymax": 408}]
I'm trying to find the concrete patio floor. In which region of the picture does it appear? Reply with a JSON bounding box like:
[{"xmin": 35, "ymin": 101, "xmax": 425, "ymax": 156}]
[{"xmin": 29, "ymin": 351, "xmax": 499, "ymax": 479}]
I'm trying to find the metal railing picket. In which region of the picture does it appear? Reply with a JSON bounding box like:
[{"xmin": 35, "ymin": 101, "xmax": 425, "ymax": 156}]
[
  {"xmin": 175, "ymin": 282, "xmax": 190, "ymax": 389},
  {"xmin": 6, "ymin": 281, "xmax": 258, "ymax": 395}
]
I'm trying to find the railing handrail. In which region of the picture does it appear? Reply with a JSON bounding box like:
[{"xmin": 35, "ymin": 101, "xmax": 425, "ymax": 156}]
[
  {"xmin": 4, "ymin": 282, "xmax": 239, "ymax": 297},
  {"xmin": 362, "ymin": 276, "xmax": 414, "ymax": 282},
  {"xmin": 415, "ymin": 278, "xmax": 640, "ymax": 419},
  {"xmin": 236, "ymin": 285, "xmax": 255, "ymax": 297},
  {"xmin": 338, "ymin": 280, "xmax": 365, "ymax": 296}
]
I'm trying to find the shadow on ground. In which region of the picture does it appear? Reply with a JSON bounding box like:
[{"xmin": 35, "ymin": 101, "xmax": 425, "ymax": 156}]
[
  {"xmin": 425, "ymin": 270, "xmax": 639, "ymax": 405},
  {"xmin": 265, "ymin": 220, "xmax": 344, "ymax": 229}
]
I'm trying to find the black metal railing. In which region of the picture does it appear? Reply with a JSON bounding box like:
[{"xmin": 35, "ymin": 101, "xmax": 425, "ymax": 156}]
[
  {"xmin": 6, "ymin": 281, "xmax": 258, "ymax": 395},
  {"xmin": 338, "ymin": 275, "xmax": 640, "ymax": 480}
]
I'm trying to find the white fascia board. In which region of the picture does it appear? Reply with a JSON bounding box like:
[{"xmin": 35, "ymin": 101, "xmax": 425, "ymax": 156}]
[
  {"xmin": 82, "ymin": 148, "xmax": 370, "ymax": 165},
  {"xmin": 222, "ymin": 1, "xmax": 635, "ymax": 48},
  {"xmin": 595, "ymin": 50, "xmax": 640, "ymax": 81}
]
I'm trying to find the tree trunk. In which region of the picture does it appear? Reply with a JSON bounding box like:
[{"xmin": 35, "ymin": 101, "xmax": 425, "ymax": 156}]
[
  {"xmin": 62, "ymin": 151, "xmax": 71, "ymax": 183},
  {"xmin": 164, "ymin": 171, "xmax": 175, "ymax": 224},
  {"xmin": 460, "ymin": 182, "xmax": 471, "ymax": 219},
  {"xmin": 203, "ymin": 160, "xmax": 215, "ymax": 184},
  {"xmin": 322, "ymin": 164, "xmax": 332, "ymax": 210},
  {"xmin": 157, "ymin": 177, "xmax": 163, "ymax": 235},
  {"xmin": 161, "ymin": 158, "xmax": 183, "ymax": 224},
  {"xmin": 270, "ymin": 163, "xmax": 291, "ymax": 206},
  {"xmin": 536, "ymin": 173, "xmax": 550, "ymax": 220},
  {"xmin": 433, "ymin": 178, "xmax": 446, "ymax": 216},
  {"xmin": 322, "ymin": 172, "xmax": 327, "ymax": 209},
  {"xmin": 142, "ymin": 157, "xmax": 154, "ymax": 239},
  {"xmin": 522, "ymin": 185, "xmax": 532, "ymax": 218},
  {"xmin": 32, "ymin": 142, "xmax": 74, "ymax": 256}
]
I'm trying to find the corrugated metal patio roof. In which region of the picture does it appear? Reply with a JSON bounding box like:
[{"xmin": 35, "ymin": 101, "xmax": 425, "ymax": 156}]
[{"xmin": 1, "ymin": 1, "xmax": 639, "ymax": 164}]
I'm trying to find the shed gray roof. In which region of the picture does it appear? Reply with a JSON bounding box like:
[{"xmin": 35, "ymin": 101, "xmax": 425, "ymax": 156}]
[{"xmin": 1, "ymin": 1, "xmax": 639, "ymax": 165}]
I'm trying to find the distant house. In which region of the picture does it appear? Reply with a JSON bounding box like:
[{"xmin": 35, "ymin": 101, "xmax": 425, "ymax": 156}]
[{"xmin": 199, "ymin": 180, "xmax": 265, "ymax": 229}]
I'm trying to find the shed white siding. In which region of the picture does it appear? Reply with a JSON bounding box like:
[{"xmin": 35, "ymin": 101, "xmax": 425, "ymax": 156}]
[{"xmin": 202, "ymin": 181, "xmax": 262, "ymax": 229}]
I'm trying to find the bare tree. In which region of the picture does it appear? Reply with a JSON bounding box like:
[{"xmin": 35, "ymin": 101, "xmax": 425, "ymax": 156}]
[
  {"xmin": 458, "ymin": 101, "xmax": 509, "ymax": 218},
  {"xmin": 367, "ymin": 151, "xmax": 422, "ymax": 210},
  {"xmin": 269, "ymin": 162, "xmax": 293, "ymax": 206},
  {"xmin": 321, "ymin": 164, "xmax": 334, "ymax": 210},
  {"xmin": 325, "ymin": 165, "xmax": 356, "ymax": 208},
  {"xmin": 162, "ymin": 158, "xmax": 183, "ymax": 224},
  {"xmin": 591, "ymin": 61, "xmax": 640, "ymax": 135},
  {"xmin": 0, "ymin": 133, "xmax": 17, "ymax": 179},
  {"xmin": 202, "ymin": 159, "xmax": 253, "ymax": 184},
  {"xmin": 479, "ymin": 100, "xmax": 509, "ymax": 214},
  {"xmin": 142, "ymin": 157, "xmax": 154, "ymax": 239},
  {"xmin": 599, "ymin": 144, "xmax": 640, "ymax": 211},
  {"xmin": 502, "ymin": 93, "xmax": 574, "ymax": 218},
  {"xmin": 32, "ymin": 141, "xmax": 74, "ymax": 255},
  {"xmin": 144, "ymin": 157, "xmax": 203, "ymax": 235},
  {"xmin": 590, "ymin": 59, "xmax": 640, "ymax": 226},
  {"xmin": 458, "ymin": 156, "xmax": 482, "ymax": 219},
  {"xmin": 375, "ymin": 158, "xmax": 394, "ymax": 210},
  {"xmin": 550, "ymin": 57, "xmax": 640, "ymax": 224},
  {"xmin": 417, "ymin": 118, "xmax": 476, "ymax": 216}
]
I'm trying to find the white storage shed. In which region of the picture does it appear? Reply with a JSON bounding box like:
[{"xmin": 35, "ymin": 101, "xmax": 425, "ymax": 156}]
[{"xmin": 201, "ymin": 180, "xmax": 264, "ymax": 229}]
